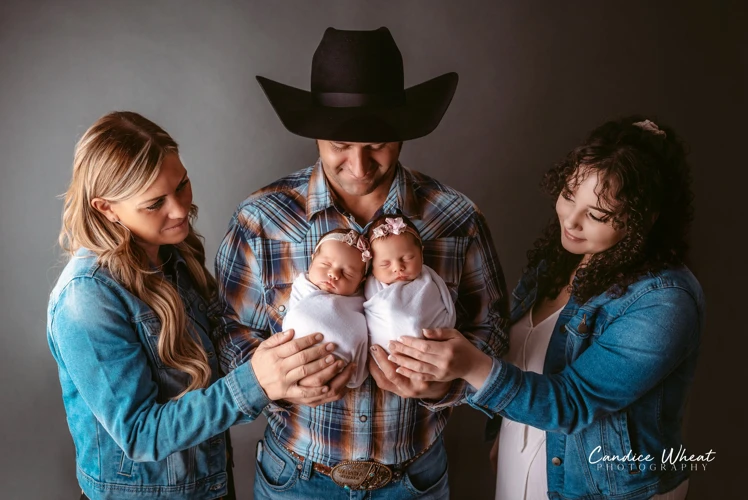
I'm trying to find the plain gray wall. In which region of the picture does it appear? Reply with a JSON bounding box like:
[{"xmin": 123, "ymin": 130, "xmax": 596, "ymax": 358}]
[{"xmin": 1, "ymin": 1, "xmax": 744, "ymax": 498}]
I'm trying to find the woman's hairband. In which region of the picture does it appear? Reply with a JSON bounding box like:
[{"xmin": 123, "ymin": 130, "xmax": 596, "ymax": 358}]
[{"xmin": 633, "ymin": 119, "xmax": 666, "ymax": 138}]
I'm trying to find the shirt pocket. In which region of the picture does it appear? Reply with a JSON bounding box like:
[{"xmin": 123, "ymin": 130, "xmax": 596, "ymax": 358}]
[
  {"xmin": 264, "ymin": 283, "xmax": 293, "ymax": 334},
  {"xmin": 422, "ymin": 236, "xmax": 470, "ymax": 303}
]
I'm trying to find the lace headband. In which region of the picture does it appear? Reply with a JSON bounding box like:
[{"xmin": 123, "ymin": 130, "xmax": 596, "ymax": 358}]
[
  {"xmin": 314, "ymin": 230, "xmax": 372, "ymax": 264},
  {"xmin": 633, "ymin": 119, "xmax": 666, "ymax": 138},
  {"xmin": 369, "ymin": 217, "xmax": 421, "ymax": 244}
]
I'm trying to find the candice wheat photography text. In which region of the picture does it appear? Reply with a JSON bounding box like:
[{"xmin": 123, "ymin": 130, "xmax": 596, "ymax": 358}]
[{"xmin": 589, "ymin": 446, "xmax": 716, "ymax": 473}]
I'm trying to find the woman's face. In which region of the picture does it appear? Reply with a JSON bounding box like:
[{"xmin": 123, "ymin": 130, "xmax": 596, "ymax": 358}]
[
  {"xmin": 370, "ymin": 233, "xmax": 423, "ymax": 284},
  {"xmin": 93, "ymin": 154, "xmax": 193, "ymax": 259},
  {"xmin": 308, "ymin": 240, "xmax": 366, "ymax": 296},
  {"xmin": 556, "ymin": 169, "xmax": 626, "ymax": 260}
]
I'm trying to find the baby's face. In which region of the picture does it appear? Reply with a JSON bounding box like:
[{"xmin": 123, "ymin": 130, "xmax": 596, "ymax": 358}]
[
  {"xmin": 308, "ymin": 240, "xmax": 366, "ymax": 296},
  {"xmin": 370, "ymin": 233, "xmax": 423, "ymax": 285}
]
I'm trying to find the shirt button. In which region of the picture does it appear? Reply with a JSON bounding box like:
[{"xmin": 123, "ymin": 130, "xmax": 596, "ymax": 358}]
[
  {"xmin": 198, "ymin": 303, "xmax": 206, "ymax": 312},
  {"xmin": 279, "ymin": 305, "xmax": 286, "ymax": 312},
  {"xmin": 359, "ymin": 415, "xmax": 367, "ymax": 422},
  {"xmin": 551, "ymin": 457, "xmax": 562, "ymax": 466},
  {"xmin": 207, "ymin": 351, "xmax": 214, "ymax": 358}
]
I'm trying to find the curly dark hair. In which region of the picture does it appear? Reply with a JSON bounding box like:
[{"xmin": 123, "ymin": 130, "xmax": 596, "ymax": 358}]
[{"xmin": 527, "ymin": 115, "xmax": 694, "ymax": 304}]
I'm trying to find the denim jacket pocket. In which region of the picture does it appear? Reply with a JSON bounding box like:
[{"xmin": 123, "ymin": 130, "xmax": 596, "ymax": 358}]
[
  {"xmin": 564, "ymin": 315, "xmax": 593, "ymax": 361},
  {"xmin": 118, "ymin": 451, "xmax": 134, "ymax": 477},
  {"xmin": 140, "ymin": 316, "xmax": 168, "ymax": 370},
  {"xmin": 139, "ymin": 315, "xmax": 192, "ymax": 399}
]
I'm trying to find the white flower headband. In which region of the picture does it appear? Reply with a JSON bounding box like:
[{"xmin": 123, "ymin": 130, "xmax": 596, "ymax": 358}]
[
  {"xmin": 633, "ymin": 119, "xmax": 667, "ymax": 138},
  {"xmin": 369, "ymin": 217, "xmax": 422, "ymax": 244},
  {"xmin": 314, "ymin": 230, "xmax": 372, "ymax": 264}
]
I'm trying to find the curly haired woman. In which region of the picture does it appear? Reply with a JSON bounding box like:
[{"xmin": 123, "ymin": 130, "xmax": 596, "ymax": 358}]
[{"xmin": 379, "ymin": 116, "xmax": 704, "ymax": 500}]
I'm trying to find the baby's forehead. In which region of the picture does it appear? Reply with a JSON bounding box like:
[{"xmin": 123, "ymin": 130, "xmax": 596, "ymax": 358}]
[
  {"xmin": 314, "ymin": 240, "xmax": 364, "ymax": 262},
  {"xmin": 371, "ymin": 233, "xmax": 421, "ymax": 249}
]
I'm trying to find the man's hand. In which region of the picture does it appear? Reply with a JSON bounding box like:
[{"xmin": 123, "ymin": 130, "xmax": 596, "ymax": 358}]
[
  {"xmin": 289, "ymin": 359, "xmax": 356, "ymax": 407},
  {"xmin": 251, "ymin": 330, "xmax": 340, "ymax": 402},
  {"xmin": 368, "ymin": 345, "xmax": 450, "ymax": 400}
]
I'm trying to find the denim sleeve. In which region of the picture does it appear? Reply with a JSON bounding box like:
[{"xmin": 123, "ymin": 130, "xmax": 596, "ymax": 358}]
[
  {"xmin": 466, "ymin": 286, "xmax": 700, "ymax": 434},
  {"xmin": 49, "ymin": 277, "xmax": 270, "ymax": 462},
  {"xmin": 214, "ymin": 213, "xmax": 269, "ymax": 374},
  {"xmin": 421, "ymin": 212, "xmax": 510, "ymax": 411}
]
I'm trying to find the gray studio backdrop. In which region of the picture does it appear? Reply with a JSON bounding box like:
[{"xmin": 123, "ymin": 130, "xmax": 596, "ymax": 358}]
[{"xmin": 0, "ymin": 1, "xmax": 744, "ymax": 499}]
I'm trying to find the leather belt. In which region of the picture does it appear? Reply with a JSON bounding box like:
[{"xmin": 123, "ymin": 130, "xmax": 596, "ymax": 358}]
[{"xmin": 282, "ymin": 441, "xmax": 434, "ymax": 491}]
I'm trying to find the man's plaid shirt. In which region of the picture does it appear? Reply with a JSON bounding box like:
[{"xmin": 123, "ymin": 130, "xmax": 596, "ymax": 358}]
[{"xmin": 215, "ymin": 161, "xmax": 508, "ymax": 466}]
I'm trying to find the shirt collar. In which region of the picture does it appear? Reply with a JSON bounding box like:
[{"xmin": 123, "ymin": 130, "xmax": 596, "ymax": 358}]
[
  {"xmin": 157, "ymin": 245, "xmax": 187, "ymax": 275},
  {"xmin": 305, "ymin": 160, "xmax": 421, "ymax": 222}
]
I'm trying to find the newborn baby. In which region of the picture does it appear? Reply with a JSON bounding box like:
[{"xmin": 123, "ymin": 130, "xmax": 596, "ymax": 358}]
[
  {"xmin": 282, "ymin": 228, "xmax": 372, "ymax": 388},
  {"xmin": 363, "ymin": 215, "xmax": 456, "ymax": 355}
]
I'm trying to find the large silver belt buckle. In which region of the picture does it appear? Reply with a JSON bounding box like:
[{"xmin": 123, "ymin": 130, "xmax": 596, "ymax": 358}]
[{"xmin": 330, "ymin": 460, "xmax": 393, "ymax": 490}]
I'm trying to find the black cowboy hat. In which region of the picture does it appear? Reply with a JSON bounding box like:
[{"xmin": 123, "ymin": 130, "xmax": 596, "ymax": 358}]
[{"xmin": 256, "ymin": 27, "xmax": 458, "ymax": 142}]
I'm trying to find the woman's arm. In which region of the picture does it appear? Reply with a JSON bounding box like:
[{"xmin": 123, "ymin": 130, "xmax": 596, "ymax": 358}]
[
  {"xmin": 390, "ymin": 286, "xmax": 701, "ymax": 434},
  {"xmin": 48, "ymin": 276, "xmax": 332, "ymax": 462}
]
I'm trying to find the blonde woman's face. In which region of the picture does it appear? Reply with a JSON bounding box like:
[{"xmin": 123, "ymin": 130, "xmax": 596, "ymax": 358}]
[
  {"xmin": 102, "ymin": 154, "xmax": 192, "ymax": 256},
  {"xmin": 370, "ymin": 233, "xmax": 423, "ymax": 284},
  {"xmin": 308, "ymin": 240, "xmax": 366, "ymax": 296}
]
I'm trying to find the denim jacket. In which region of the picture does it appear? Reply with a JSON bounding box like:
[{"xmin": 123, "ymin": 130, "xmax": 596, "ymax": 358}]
[
  {"xmin": 469, "ymin": 263, "xmax": 704, "ymax": 500},
  {"xmin": 47, "ymin": 247, "xmax": 270, "ymax": 500}
]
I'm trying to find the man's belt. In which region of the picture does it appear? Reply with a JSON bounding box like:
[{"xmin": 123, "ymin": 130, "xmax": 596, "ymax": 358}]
[{"xmin": 282, "ymin": 441, "xmax": 434, "ymax": 491}]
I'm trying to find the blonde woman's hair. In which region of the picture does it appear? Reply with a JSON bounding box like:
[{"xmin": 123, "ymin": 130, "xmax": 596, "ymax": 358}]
[{"xmin": 59, "ymin": 111, "xmax": 215, "ymax": 398}]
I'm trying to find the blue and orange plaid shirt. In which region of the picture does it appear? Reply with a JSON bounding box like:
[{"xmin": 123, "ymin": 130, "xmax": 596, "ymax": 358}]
[{"xmin": 215, "ymin": 161, "xmax": 509, "ymax": 467}]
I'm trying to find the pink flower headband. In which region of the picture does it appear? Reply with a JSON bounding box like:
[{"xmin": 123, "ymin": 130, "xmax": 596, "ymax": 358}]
[
  {"xmin": 314, "ymin": 230, "xmax": 372, "ymax": 264},
  {"xmin": 369, "ymin": 217, "xmax": 421, "ymax": 244},
  {"xmin": 633, "ymin": 119, "xmax": 666, "ymax": 138}
]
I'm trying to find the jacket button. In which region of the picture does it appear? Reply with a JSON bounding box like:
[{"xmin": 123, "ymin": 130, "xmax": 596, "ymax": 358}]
[
  {"xmin": 577, "ymin": 322, "xmax": 588, "ymax": 334},
  {"xmin": 559, "ymin": 324, "xmax": 566, "ymax": 333},
  {"xmin": 210, "ymin": 482, "xmax": 224, "ymax": 491},
  {"xmin": 551, "ymin": 457, "xmax": 562, "ymax": 466}
]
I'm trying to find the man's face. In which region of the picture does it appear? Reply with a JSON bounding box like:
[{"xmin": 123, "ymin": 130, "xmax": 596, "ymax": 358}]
[{"xmin": 317, "ymin": 141, "xmax": 401, "ymax": 197}]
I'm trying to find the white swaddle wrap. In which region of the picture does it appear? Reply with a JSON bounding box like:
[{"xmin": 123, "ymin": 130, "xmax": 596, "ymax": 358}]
[
  {"xmin": 363, "ymin": 265, "xmax": 456, "ymax": 353},
  {"xmin": 281, "ymin": 273, "xmax": 369, "ymax": 388}
]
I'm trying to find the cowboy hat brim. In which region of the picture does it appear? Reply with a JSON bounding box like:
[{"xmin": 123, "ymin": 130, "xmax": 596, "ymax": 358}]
[{"xmin": 256, "ymin": 72, "xmax": 458, "ymax": 142}]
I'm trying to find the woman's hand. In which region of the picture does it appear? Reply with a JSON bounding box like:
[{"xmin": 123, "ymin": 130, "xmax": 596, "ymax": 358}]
[
  {"xmin": 386, "ymin": 328, "xmax": 494, "ymax": 390},
  {"xmin": 251, "ymin": 329, "xmax": 341, "ymax": 402},
  {"xmin": 367, "ymin": 345, "xmax": 450, "ymax": 400}
]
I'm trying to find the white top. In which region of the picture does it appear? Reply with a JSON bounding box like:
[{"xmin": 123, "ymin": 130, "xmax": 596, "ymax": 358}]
[{"xmin": 495, "ymin": 306, "xmax": 561, "ymax": 500}]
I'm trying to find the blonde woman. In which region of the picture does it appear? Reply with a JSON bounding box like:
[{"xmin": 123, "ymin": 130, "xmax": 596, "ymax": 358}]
[{"xmin": 47, "ymin": 112, "xmax": 345, "ymax": 500}]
